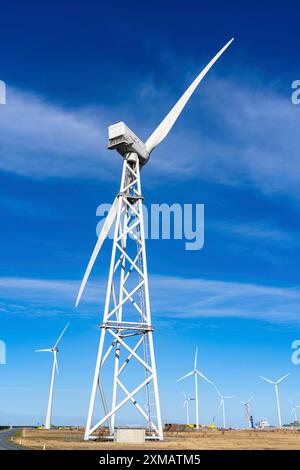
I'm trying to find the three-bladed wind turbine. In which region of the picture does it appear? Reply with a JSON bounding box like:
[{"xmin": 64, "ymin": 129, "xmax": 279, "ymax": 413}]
[
  {"xmin": 177, "ymin": 348, "xmax": 213, "ymax": 429},
  {"xmin": 289, "ymin": 401, "xmax": 300, "ymax": 422},
  {"xmin": 35, "ymin": 323, "xmax": 69, "ymax": 429},
  {"xmin": 76, "ymin": 38, "xmax": 234, "ymax": 441},
  {"xmin": 241, "ymin": 396, "xmax": 254, "ymax": 428},
  {"xmin": 259, "ymin": 373, "xmax": 290, "ymax": 427},
  {"xmin": 182, "ymin": 390, "xmax": 195, "ymax": 426},
  {"xmin": 214, "ymin": 386, "xmax": 235, "ymax": 429}
]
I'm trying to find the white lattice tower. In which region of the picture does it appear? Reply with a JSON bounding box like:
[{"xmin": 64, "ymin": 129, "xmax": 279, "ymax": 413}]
[{"xmin": 84, "ymin": 154, "xmax": 163, "ymax": 441}]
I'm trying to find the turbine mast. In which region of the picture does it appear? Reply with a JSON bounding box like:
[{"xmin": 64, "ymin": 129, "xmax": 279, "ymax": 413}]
[
  {"xmin": 275, "ymin": 384, "xmax": 282, "ymax": 427},
  {"xmin": 84, "ymin": 153, "xmax": 163, "ymax": 441},
  {"xmin": 45, "ymin": 352, "xmax": 56, "ymax": 430}
]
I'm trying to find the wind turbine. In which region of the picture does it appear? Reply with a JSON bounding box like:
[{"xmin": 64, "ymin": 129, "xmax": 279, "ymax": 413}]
[
  {"xmin": 35, "ymin": 323, "xmax": 69, "ymax": 429},
  {"xmin": 289, "ymin": 401, "xmax": 300, "ymax": 422},
  {"xmin": 259, "ymin": 373, "xmax": 290, "ymax": 427},
  {"xmin": 177, "ymin": 347, "xmax": 213, "ymax": 429},
  {"xmin": 76, "ymin": 38, "xmax": 234, "ymax": 441},
  {"xmin": 182, "ymin": 390, "xmax": 195, "ymax": 426},
  {"xmin": 214, "ymin": 386, "xmax": 235, "ymax": 428},
  {"xmin": 241, "ymin": 396, "xmax": 254, "ymax": 428}
]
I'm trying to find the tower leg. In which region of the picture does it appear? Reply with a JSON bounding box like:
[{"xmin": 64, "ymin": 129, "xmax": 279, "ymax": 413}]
[{"xmin": 84, "ymin": 328, "xmax": 106, "ymax": 440}]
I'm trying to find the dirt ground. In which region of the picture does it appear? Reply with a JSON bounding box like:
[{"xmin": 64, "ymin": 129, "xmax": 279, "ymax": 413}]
[{"xmin": 10, "ymin": 428, "xmax": 300, "ymax": 450}]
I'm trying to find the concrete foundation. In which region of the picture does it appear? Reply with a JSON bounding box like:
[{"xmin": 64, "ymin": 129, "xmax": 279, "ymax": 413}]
[{"xmin": 114, "ymin": 428, "xmax": 145, "ymax": 444}]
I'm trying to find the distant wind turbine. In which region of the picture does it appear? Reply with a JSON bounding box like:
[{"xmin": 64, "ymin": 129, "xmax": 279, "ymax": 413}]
[
  {"xmin": 214, "ymin": 385, "xmax": 235, "ymax": 428},
  {"xmin": 35, "ymin": 323, "xmax": 69, "ymax": 429},
  {"xmin": 289, "ymin": 401, "xmax": 300, "ymax": 422},
  {"xmin": 182, "ymin": 390, "xmax": 195, "ymax": 426},
  {"xmin": 177, "ymin": 348, "xmax": 213, "ymax": 429},
  {"xmin": 259, "ymin": 373, "xmax": 290, "ymax": 427}
]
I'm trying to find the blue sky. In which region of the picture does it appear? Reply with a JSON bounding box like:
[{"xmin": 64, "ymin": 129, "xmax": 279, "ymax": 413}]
[{"xmin": 0, "ymin": 0, "xmax": 300, "ymax": 428}]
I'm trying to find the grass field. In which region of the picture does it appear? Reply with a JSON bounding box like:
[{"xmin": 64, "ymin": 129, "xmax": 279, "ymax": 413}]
[{"xmin": 10, "ymin": 428, "xmax": 300, "ymax": 450}]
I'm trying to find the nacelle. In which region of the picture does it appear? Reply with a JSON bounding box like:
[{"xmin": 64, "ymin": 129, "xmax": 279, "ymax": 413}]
[{"xmin": 107, "ymin": 122, "xmax": 149, "ymax": 165}]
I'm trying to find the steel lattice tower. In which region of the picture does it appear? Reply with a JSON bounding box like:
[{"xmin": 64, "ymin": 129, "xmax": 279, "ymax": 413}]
[{"xmin": 84, "ymin": 154, "xmax": 163, "ymax": 441}]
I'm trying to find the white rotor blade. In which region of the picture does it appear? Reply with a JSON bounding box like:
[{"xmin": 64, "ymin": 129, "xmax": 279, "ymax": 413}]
[
  {"xmin": 248, "ymin": 395, "xmax": 254, "ymax": 403},
  {"xmin": 224, "ymin": 396, "xmax": 236, "ymax": 400},
  {"xmin": 35, "ymin": 348, "xmax": 52, "ymax": 353},
  {"xmin": 259, "ymin": 376, "xmax": 275, "ymax": 384},
  {"xmin": 76, "ymin": 197, "xmax": 118, "ymax": 307},
  {"xmin": 212, "ymin": 383, "xmax": 222, "ymax": 399},
  {"xmin": 218, "ymin": 399, "xmax": 223, "ymax": 412},
  {"xmin": 182, "ymin": 390, "xmax": 187, "ymax": 399},
  {"xmin": 54, "ymin": 351, "xmax": 59, "ymax": 376},
  {"xmin": 276, "ymin": 373, "xmax": 290, "ymax": 384},
  {"xmin": 145, "ymin": 38, "xmax": 234, "ymax": 154},
  {"xmin": 54, "ymin": 323, "xmax": 70, "ymax": 348},
  {"xmin": 194, "ymin": 347, "xmax": 198, "ymax": 370},
  {"xmin": 177, "ymin": 371, "xmax": 194, "ymax": 382},
  {"xmin": 195, "ymin": 370, "xmax": 213, "ymax": 385}
]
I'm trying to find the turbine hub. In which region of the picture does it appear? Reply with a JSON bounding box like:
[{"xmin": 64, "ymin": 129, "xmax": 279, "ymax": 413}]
[{"xmin": 107, "ymin": 121, "xmax": 149, "ymax": 165}]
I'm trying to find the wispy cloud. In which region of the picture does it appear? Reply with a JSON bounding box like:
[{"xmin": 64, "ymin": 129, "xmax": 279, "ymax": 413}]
[
  {"xmin": 210, "ymin": 220, "xmax": 293, "ymax": 243},
  {"xmin": 0, "ymin": 277, "xmax": 104, "ymax": 318},
  {"xmin": 137, "ymin": 74, "xmax": 300, "ymax": 201},
  {"xmin": 150, "ymin": 275, "xmax": 300, "ymax": 324},
  {"xmin": 1, "ymin": 275, "xmax": 300, "ymax": 325},
  {"xmin": 1, "ymin": 75, "xmax": 300, "ymax": 201},
  {"xmin": 0, "ymin": 88, "xmax": 117, "ymax": 179}
]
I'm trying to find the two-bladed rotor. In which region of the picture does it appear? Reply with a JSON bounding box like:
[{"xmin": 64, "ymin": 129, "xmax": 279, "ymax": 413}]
[{"xmin": 76, "ymin": 38, "xmax": 234, "ymax": 307}]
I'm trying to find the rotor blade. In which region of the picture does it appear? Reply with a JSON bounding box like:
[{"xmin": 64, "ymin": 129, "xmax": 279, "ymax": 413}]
[
  {"xmin": 218, "ymin": 399, "xmax": 223, "ymax": 412},
  {"xmin": 54, "ymin": 351, "xmax": 59, "ymax": 376},
  {"xmin": 276, "ymin": 373, "xmax": 290, "ymax": 384},
  {"xmin": 213, "ymin": 384, "xmax": 222, "ymax": 398},
  {"xmin": 35, "ymin": 348, "xmax": 52, "ymax": 353},
  {"xmin": 224, "ymin": 396, "xmax": 236, "ymax": 400},
  {"xmin": 177, "ymin": 371, "xmax": 194, "ymax": 382},
  {"xmin": 248, "ymin": 395, "xmax": 254, "ymax": 403},
  {"xmin": 76, "ymin": 197, "xmax": 118, "ymax": 307},
  {"xmin": 53, "ymin": 323, "xmax": 70, "ymax": 348},
  {"xmin": 145, "ymin": 38, "xmax": 234, "ymax": 154},
  {"xmin": 195, "ymin": 370, "xmax": 213, "ymax": 385},
  {"xmin": 259, "ymin": 376, "xmax": 275, "ymax": 384},
  {"xmin": 182, "ymin": 390, "xmax": 187, "ymax": 399},
  {"xmin": 194, "ymin": 347, "xmax": 198, "ymax": 371}
]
